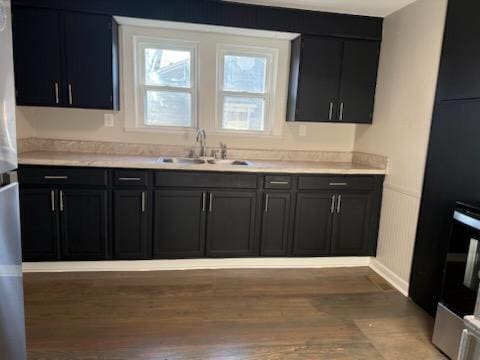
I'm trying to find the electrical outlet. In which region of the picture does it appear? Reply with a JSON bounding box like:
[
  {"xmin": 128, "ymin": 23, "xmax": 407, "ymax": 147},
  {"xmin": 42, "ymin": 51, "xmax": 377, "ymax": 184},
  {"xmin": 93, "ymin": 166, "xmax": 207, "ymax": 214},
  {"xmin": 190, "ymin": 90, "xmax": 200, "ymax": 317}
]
[
  {"xmin": 299, "ymin": 125, "xmax": 307, "ymax": 137},
  {"xmin": 104, "ymin": 114, "xmax": 114, "ymax": 127}
]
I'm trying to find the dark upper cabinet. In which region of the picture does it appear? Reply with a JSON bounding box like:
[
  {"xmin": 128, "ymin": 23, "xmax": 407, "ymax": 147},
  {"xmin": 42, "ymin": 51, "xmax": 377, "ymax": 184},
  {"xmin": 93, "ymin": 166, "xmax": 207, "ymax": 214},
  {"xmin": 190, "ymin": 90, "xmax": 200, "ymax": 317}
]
[
  {"xmin": 12, "ymin": 6, "xmax": 119, "ymax": 110},
  {"xmin": 288, "ymin": 36, "xmax": 343, "ymax": 122},
  {"xmin": 338, "ymin": 40, "xmax": 380, "ymax": 123},
  {"xmin": 12, "ymin": 7, "xmax": 62, "ymax": 107},
  {"xmin": 293, "ymin": 193, "xmax": 334, "ymax": 256},
  {"xmin": 60, "ymin": 189, "xmax": 108, "ymax": 260},
  {"xmin": 19, "ymin": 188, "xmax": 59, "ymax": 261},
  {"xmin": 331, "ymin": 193, "xmax": 371, "ymax": 256},
  {"xmin": 260, "ymin": 192, "xmax": 292, "ymax": 256},
  {"xmin": 63, "ymin": 12, "xmax": 119, "ymax": 109},
  {"xmin": 206, "ymin": 190, "xmax": 257, "ymax": 257},
  {"xmin": 114, "ymin": 190, "xmax": 150, "ymax": 260},
  {"xmin": 436, "ymin": 0, "xmax": 480, "ymax": 101},
  {"xmin": 287, "ymin": 35, "xmax": 380, "ymax": 124},
  {"xmin": 153, "ymin": 190, "xmax": 206, "ymax": 258}
]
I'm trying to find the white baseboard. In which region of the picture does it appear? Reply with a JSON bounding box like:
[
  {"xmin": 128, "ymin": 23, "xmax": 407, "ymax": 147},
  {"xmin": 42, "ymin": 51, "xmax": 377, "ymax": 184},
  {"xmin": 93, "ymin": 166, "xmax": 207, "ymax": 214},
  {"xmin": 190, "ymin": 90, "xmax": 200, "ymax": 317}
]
[
  {"xmin": 22, "ymin": 257, "xmax": 372, "ymax": 273},
  {"xmin": 369, "ymin": 258, "xmax": 409, "ymax": 296}
]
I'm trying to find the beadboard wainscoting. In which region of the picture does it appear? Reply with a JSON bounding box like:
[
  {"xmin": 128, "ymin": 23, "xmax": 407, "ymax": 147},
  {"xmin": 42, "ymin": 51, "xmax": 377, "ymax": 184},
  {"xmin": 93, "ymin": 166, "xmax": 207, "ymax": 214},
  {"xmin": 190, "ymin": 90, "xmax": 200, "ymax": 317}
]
[{"xmin": 370, "ymin": 182, "xmax": 422, "ymax": 296}]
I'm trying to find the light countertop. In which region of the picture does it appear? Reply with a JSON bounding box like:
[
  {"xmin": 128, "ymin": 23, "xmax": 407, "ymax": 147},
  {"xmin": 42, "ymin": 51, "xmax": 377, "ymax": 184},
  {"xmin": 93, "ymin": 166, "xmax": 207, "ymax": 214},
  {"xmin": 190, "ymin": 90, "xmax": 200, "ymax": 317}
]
[{"xmin": 18, "ymin": 151, "xmax": 387, "ymax": 175}]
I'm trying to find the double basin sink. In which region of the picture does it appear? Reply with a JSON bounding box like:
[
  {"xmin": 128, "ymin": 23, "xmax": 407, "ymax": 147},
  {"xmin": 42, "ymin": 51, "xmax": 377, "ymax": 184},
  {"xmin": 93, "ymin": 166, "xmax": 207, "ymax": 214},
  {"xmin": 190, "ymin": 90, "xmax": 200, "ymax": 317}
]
[{"xmin": 158, "ymin": 157, "xmax": 250, "ymax": 166}]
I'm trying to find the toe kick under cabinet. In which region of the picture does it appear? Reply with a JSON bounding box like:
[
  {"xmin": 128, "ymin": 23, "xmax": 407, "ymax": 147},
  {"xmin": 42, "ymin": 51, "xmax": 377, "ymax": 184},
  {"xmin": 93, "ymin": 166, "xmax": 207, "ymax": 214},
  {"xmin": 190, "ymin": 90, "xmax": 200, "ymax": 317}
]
[{"xmin": 18, "ymin": 166, "xmax": 384, "ymax": 261}]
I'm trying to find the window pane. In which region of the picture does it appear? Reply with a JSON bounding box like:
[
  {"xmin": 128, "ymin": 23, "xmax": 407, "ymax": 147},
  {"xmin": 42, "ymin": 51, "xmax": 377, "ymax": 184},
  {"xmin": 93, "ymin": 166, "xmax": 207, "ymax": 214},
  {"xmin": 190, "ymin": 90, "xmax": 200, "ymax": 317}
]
[
  {"xmin": 223, "ymin": 55, "xmax": 267, "ymax": 93},
  {"xmin": 222, "ymin": 96, "xmax": 265, "ymax": 131},
  {"xmin": 145, "ymin": 91, "xmax": 192, "ymax": 127},
  {"xmin": 144, "ymin": 48, "xmax": 191, "ymax": 88}
]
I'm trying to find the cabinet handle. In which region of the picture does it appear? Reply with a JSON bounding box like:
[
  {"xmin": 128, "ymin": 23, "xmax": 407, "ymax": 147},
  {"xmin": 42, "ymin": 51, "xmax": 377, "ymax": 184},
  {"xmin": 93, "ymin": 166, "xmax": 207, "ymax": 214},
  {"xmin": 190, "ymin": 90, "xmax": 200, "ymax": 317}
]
[
  {"xmin": 59, "ymin": 190, "xmax": 64, "ymax": 212},
  {"xmin": 269, "ymin": 181, "xmax": 289, "ymax": 185},
  {"xmin": 118, "ymin": 177, "xmax": 141, "ymax": 181},
  {"xmin": 209, "ymin": 193, "xmax": 213, "ymax": 212},
  {"xmin": 337, "ymin": 195, "xmax": 342, "ymax": 213},
  {"xmin": 339, "ymin": 102, "xmax": 344, "ymax": 121},
  {"xmin": 141, "ymin": 192, "xmax": 146, "ymax": 213},
  {"xmin": 50, "ymin": 190, "xmax": 55, "ymax": 212},
  {"xmin": 44, "ymin": 176, "xmax": 68, "ymax": 180},
  {"xmin": 330, "ymin": 195, "xmax": 335, "ymax": 214},
  {"xmin": 68, "ymin": 84, "xmax": 73, "ymax": 105},
  {"xmin": 328, "ymin": 102, "xmax": 334, "ymax": 121},
  {"xmin": 54, "ymin": 82, "xmax": 59, "ymax": 104},
  {"xmin": 265, "ymin": 194, "xmax": 269, "ymax": 213},
  {"xmin": 202, "ymin": 192, "xmax": 206, "ymax": 212},
  {"xmin": 329, "ymin": 182, "xmax": 348, "ymax": 186}
]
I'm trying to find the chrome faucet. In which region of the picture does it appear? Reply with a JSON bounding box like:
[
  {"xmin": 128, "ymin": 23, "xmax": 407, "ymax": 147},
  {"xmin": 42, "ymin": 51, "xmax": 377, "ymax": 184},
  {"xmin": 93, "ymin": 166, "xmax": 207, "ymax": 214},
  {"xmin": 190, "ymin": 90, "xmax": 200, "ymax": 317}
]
[{"xmin": 195, "ymin": 128, "xmax": 207, "ymax": 158}]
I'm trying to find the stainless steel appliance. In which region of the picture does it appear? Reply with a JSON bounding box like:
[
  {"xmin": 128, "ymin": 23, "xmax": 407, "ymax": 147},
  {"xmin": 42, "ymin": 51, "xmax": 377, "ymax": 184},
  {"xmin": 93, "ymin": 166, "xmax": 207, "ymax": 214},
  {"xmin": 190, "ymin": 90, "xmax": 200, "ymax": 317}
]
[
  {"xmin": 433, "ymin": 202, "xmax": 480, "ymax": 359},
  {"xmin": 0, "ymin": 0, "xmax": 27, "ymax": 358}
]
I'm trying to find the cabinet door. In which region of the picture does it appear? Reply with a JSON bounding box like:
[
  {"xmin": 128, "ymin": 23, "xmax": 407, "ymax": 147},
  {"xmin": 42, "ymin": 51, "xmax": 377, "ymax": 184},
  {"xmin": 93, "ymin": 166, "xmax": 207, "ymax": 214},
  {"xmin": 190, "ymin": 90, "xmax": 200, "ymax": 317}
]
[
  {"xmin": 60, "ymin": 189, "xmax": 108, "ymax": 260},
  {"xmin": 153, "ymin": 190, "xmax": 206, "ymax": 258},
  {"xmin": 63, "ymin": 12, "xmax": 117, "ymax": 109},
  {"xmin": 260, "ymin": 192, "xmax": 291, "ymax": 256},
  {"xmin": 113, "ymin": 190, "xmax": 150, "ymax": 260},
  {"xmin": 437, "ymin": 0, "xmax": 480, "ymax": 100},
  {"xmin": 19, "ymin": 188, "xmax": 59, "ymax": 261},
  {"xmin": 12, "ymin": 7, "xmax": 63, "ymax": 106},
  {"xmin": 293, "ymin": 193, "xmax": 334, "ymax": 256},
  {"xmin": 206, "ymin": 190, "xmax": 257, "ymax": 257},
  {"xmin": 331, "ymin": 193, "xmax": 371, "ymax": 256},
  {"xmin": 338, "ymin": 40, "xmax": 380, "ymax": 124},
  {"xmin": 294, "ymin": 36, "xmax": 343, "ymax": 122}
]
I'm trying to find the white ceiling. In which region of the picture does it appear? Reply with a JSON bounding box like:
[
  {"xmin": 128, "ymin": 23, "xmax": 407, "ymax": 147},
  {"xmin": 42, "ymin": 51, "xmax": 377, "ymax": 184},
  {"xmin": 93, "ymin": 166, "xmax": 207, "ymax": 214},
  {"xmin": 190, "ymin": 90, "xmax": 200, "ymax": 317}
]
[{"xmin": 223, "ymin": 0, "xmax": 418, "ymax": 17}]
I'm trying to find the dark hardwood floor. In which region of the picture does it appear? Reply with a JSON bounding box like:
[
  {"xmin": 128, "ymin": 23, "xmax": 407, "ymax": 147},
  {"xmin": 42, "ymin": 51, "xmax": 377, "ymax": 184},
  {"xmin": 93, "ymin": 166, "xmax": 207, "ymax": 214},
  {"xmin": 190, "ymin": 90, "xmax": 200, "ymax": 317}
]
[{"xmin": 23, "ymin": 267, "xmax": 446, "ymax": 359}]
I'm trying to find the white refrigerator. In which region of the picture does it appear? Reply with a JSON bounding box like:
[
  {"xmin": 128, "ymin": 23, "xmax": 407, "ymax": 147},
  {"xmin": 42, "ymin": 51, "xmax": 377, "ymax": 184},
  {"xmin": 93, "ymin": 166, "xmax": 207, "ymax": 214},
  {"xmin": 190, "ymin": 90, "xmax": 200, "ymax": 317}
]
[{"xmin": 0, "ymin": 0, "xmax": 27, "ymax": 358}]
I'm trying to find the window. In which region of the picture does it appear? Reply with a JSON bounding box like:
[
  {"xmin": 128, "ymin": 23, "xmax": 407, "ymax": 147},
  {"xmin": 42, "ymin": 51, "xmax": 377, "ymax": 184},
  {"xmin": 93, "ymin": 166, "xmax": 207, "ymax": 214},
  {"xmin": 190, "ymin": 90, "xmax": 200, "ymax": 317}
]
[
  {"xmin": 135, "ymin": 39, "xmax": 197, "ymax": 129},
  {"xmin": 217, "ymin": 47, "xmax": 274, "ymax": 133}
]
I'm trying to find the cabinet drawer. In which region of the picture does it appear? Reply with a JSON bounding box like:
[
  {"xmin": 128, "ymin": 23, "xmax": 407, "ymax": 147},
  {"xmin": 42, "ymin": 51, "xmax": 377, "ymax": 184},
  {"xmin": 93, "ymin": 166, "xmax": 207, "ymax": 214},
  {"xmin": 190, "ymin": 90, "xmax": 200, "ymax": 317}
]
[
  {"xmin": 19, "ymin": 167, "xmax": 108, "ymax": 186},
  {"xmin": 155, "ymin": 171, "xmax": 257, "ymax": 189},
  {"xmin": 264, "ymin": 175, "xmax": 292, "ymax": 189},
  {"xmin": 298, "ymin": 176, "xmax": 374, "ymax": 191},
  {"xmin": 114, "ymin": 170, "xmax": 148, "ymax": 187}
]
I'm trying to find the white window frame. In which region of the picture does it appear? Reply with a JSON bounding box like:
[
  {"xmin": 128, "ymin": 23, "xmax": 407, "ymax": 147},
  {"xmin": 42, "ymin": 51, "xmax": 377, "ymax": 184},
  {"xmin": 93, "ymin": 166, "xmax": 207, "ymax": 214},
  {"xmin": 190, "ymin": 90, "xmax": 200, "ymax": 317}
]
[
  {"xmin": 216, "ymin": 44, "xmax": 278, "ymax": 135},
  {"xmin": 133, "ymin": 36, "xmax": 199, "ymax": 131}
]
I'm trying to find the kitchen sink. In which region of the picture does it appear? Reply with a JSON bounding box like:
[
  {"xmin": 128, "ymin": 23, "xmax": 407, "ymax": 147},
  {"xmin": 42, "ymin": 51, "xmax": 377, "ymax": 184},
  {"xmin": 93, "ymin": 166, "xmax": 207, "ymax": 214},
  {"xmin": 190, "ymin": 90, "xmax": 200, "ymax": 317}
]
[
  {"xmin": 158, "ymin": 157, "xmax": 250, "ymax": 166},
  {"xmin": 206, "ymin": 159, "xmax": 249, "ymax": 166}
]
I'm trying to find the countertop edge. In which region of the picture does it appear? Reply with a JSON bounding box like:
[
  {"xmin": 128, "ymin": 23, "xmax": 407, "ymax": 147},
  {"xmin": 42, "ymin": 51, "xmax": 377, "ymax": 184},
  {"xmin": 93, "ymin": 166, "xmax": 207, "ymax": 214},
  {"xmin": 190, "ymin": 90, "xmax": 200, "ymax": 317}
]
[{"xmin": 18, "ymin": 158, "xmax": 387, "ymax": 176}]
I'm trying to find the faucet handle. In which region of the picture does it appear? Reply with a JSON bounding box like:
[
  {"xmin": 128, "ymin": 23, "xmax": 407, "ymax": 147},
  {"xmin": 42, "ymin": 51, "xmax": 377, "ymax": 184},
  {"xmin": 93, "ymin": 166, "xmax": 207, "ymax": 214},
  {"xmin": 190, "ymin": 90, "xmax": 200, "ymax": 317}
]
[{"xmin": 220, "ymin": 142, "xmax": 227, "ymax": 159}]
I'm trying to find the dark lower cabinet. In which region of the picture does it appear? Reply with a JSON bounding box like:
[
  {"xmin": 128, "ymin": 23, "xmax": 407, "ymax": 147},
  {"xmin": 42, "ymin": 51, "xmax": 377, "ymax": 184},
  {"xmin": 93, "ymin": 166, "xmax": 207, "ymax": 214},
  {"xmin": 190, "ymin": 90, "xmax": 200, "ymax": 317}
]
[
  {"xmin": 293, "ymin": 193, "xmax": 334, "ymax": 256},
  {"xmin": 331, "ymin": 193, "xmax": 371, "ymax": 256},
  {"xmin": 206, "ymin": 190, "xmax": 257, "ymax": 257},
  {"xmin": 260, "ymin": 192, "xmax": 292, "ymax": 256},
  {"xmin": 60, "ymin": 189, "xmax": 108, "ymax": 260},
  {"xmin": 113, "ymin": 190, "xmax": 150, "ymax": 259},
  {"xmin": 19, "ymin": 166, "xmax": 384, "ymax": 261},
  {"xmin": 20, "ymin": 188, "xmax": 59, "ymax": 261},
  {"xmin": 153, "ymin": 190, "xmax": 206, "ymax": 258}
]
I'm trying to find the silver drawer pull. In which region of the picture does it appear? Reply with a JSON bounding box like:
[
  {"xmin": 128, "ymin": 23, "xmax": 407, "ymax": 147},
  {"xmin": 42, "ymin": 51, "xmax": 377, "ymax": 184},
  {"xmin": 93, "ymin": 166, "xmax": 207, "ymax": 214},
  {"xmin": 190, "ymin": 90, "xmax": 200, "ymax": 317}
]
[
  {"xmin": 329, "ymin": 182, "xmax": 348, "ymax": 186},
  {"xmin": 337, "ymin": 195, "xmax": 342, "ymax": 213},
  {"xmin": 269, "ymin": 181, "xmax": 289, "ymax": 185},
  {"xmin": 44, "ymin": 176, "xmax": 68, "ymax": 180},
  {"xmin": 118, "ymin": 177, "xmax": 141, "ymax": 181},
  {"xmin": 59, "ymin": 190, "xmax": 64, "ymax": 212}
]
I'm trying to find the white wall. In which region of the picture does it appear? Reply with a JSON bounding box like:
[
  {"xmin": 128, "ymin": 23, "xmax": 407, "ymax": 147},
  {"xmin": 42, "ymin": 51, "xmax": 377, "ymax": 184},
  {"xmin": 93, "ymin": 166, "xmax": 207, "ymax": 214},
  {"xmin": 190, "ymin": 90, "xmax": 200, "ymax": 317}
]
[
  {"xmin": 15, "ymin": 23, "xmax": 357, "ymax": 152},
  {"xmin": 356, "ymin": 0, "xmax": 448, "ymax": 292}
]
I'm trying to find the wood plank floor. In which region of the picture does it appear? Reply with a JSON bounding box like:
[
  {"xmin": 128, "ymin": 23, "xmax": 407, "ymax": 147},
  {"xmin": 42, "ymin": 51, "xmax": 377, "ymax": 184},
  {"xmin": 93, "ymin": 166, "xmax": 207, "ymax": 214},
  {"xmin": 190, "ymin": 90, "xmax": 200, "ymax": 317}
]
[{"xmin": 23, "ymin": 267, "xmax": 446, "ymax": 359}]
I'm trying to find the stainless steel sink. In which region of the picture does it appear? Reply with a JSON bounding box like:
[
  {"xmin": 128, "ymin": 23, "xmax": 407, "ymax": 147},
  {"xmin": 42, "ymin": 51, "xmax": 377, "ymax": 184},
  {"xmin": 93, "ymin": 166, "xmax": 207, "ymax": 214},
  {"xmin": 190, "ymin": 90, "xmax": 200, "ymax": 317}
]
[
  {"xmin": 206, "ymin": 159, "xmax": 250, "ymax": 166},
  {"xmin": 158, "ymin": 157, "xmax": 207, "ymax": 164},
  {"xmin": 158, "ymin": 157, "xmax": 250, "ymax": 166}
]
